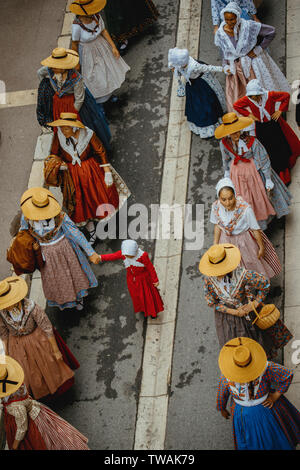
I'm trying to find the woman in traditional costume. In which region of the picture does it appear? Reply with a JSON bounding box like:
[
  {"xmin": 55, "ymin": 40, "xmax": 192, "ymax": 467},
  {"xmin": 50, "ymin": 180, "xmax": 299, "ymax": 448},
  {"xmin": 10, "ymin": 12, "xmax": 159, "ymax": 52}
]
[
  {"xmin": 215, "ymin": 112, "xmax": 292, "ymax": 230},
  {"xmin": 0, "ymin": 356, "xmax": 89, "ymax": 450},
  {"xmin": 18, "ymin": 187, "xmax": 100, "ymax": 311},
  {"xmin": 44, "ymin": 113, "xmax": 130, "ymax": 245},
  {"xmin": 103, "ymin": 0, "xmax": 159, "ymax": 51},
  {"xmin": 0, "ymin": 276, "xmax": 79, "ymax": 401},
  {"xmin": 199, "ymin": 244, "xmax": 292, "ymax": 358},
  {"xmin": 36, "ymin": 47, "xmax": 111, "ymax": 152},
  {"xmin": 214, "ymin": 2, "xmax": 290, "ymax": 111},
  {"xmin": 70, "ymin": 0, "xmax": 130, "ymax": 104},
  {"xmin": 217, "ymin": 337, "xmax": 300, "ymax": 450},
  {"xmin": 168, "ymin": 47, "xmax": 226, "ymax": 139},
  {"xmin": 211, "ymin": 0, "xmax": 259, "ymax": 34},
  {"xmin": 210, "ymin": 177, "xmax": 281, "ymax": 279},
  {"xmin": 99, "ymin": 239, "xmax": 164, "ymax": 318},
  {"xmin": 234, "ymin": 79, "xmax": 300, "ymax": 185}
]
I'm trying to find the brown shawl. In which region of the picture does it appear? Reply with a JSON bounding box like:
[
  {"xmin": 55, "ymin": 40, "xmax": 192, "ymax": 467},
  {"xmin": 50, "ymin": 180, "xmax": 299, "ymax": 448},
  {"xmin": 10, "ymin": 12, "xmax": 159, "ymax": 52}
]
[{"xmin": 44, "ymin": 155, "xmax": 76, "ymax": 216}]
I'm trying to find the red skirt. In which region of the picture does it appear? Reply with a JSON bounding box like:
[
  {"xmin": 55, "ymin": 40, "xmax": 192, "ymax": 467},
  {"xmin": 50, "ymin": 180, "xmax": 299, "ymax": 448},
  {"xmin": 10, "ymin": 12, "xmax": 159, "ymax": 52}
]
[
  {"xmin": 5, "ymin": 409, "xmax": 47, "ymax": 450},
  {"xmin": 68, "ymin": 157, "xmax": 119, "ymax": 224},
  {"xmin": 52, "ymin": 93, "xmax": 81, "ymax": 122},
  {"xmin": 127, "ymin": 269, "xmax": 164, "ymax": 318},
  {"xmin": 279, "ymin": 117, "xmax": 300, "ymax": 169}
]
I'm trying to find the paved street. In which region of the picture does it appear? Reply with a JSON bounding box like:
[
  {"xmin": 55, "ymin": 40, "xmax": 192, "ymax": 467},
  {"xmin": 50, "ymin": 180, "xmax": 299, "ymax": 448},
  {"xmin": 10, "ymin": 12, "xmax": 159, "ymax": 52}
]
[{"xmin": 0, "ymin": 0, "xmax": 299, "ymax": 452}]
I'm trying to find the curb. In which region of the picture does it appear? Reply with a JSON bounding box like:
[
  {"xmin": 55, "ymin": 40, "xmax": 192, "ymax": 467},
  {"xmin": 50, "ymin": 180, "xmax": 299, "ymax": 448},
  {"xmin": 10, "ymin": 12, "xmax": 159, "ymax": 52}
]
[{"xmin": 133, "ymin": 0, "xmax": 202, "ymax": 450}]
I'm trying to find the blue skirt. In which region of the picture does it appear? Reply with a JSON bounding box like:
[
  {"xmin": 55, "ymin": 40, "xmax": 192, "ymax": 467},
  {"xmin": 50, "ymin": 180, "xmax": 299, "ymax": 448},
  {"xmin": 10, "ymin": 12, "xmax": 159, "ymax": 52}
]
[
  {"xmin": 185, "ymin": 76, "xmax": 223, "ymax": 128},
  {"xmin": 79, "ymin": 87, "xmax": 112, "ymax": 153},
  {"xmin": 233, "ymin": 402, "xmax": 294, "ymax": 450}
]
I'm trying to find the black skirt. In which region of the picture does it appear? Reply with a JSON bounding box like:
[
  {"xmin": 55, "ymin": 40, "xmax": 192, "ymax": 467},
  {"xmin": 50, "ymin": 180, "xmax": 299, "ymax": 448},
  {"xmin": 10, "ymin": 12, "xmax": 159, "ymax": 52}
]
[{"xmin": 255, "ymin": 120, "xmax": 291, "ymax": 174}]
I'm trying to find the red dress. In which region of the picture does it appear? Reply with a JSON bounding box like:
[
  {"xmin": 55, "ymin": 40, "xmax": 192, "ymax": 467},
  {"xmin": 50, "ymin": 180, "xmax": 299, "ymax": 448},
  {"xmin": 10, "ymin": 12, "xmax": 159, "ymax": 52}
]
[
  {"xmin": 234, "ymin": 91, "xmax": 300, "ymax": 184},
  {"xmin": 101, "ymin": 250, "xmax": 164, "ymax": 318},
  {"xmin": 49, "ymin": 130, "xmax": 119, "ymax": 225}
]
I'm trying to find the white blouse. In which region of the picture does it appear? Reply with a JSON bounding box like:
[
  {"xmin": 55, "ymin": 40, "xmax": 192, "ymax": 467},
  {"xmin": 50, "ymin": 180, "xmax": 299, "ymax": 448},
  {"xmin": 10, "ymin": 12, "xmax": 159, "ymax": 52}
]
[
  {"xmin": 72, "ymin": 15, "xmax": 105, "ymax": 43},
  {"xmin": 210, "ymin": 204, "xmax": 260, "ymax": 235}
]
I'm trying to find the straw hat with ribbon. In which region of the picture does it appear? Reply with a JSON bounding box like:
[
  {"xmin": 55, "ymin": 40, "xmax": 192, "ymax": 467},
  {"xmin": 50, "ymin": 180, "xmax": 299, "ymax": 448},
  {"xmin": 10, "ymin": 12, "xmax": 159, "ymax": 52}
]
[
  {"xmin": 214, "ymin": 112, "xmax": 254, "ymax": 139},
  {"xmin": 48, "ymin": 112, "xmax": 85, "ymax": 129},
  {"xmin": 20, "ymin": 187, "xmax": 61, "ymax": 221},
  {"xmin": 0, "ymin": 355, "xmax": 24, "ymax": 398},
  {"xmin": 41, "ymin": 48, "xmax": 79, "ymax": 69},
  {"xmin": 218, "ymin": 337, "xmax": 267, "ymax": 383},
  {"xmin": 69, "ymin": 0, "xmax": 107, "ymax": 16},
  {"xmin": 0, "ymin": 277, "xmax": 28, "ymax": 311},
  {"xmin": 199, "ymin": 244, "xmax": 241, "ymax": 277}
]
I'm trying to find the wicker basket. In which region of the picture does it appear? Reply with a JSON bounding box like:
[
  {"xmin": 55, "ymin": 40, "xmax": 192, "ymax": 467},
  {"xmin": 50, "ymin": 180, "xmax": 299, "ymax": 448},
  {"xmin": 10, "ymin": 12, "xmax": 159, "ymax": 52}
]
[{"xmin": 251, "ymin": 302, "xmax": 280, "ymax": 330}]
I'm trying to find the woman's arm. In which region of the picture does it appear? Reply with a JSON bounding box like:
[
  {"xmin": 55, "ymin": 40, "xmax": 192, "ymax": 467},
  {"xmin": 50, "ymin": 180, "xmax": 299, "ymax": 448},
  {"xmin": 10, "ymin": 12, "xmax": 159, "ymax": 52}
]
[
  {"xmin": 213, "ymin": 225, "xmax": 222, "ymax": 245},
  {"xmin": 101, "ymin": 29, "xmax": 120, "ymax": 59},
  {"xmin": 73, "ymin": 76, "xmax": 85, "ymax": 111},
  {"xmin": 252, "ymin": 229, "xmax": 265, "ymax": 259}
]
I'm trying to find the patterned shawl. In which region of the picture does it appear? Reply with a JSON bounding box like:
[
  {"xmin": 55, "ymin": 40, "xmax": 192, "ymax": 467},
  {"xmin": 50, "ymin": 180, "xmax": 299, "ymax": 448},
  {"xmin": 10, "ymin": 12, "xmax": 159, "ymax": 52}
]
[{"xmin": 212, "ymin": 196, "xmax": 250, "ymax": 235}]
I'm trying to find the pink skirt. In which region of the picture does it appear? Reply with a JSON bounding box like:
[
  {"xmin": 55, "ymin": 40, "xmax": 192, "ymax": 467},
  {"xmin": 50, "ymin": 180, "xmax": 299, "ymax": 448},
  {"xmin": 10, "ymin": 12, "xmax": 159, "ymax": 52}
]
[
  {"xmin": 230, "ymin": 158, "xmax": 276, "ymax": 221},
  {"xmin": 226, "ymin": 60, "xmax": 256, "ymax": 112},
  {"xmin": 219, "ymin": 230, "xmax": 281, "ymax": 279}
]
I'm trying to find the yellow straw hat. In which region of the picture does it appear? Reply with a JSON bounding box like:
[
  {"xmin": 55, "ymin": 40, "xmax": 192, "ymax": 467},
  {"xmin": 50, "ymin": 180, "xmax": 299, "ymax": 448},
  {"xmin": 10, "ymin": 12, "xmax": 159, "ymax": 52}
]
[
  {"xmin": 20, "ymin": 187, "xmax": 61, "ymax": 221},
  {"xmin": 199, "ymin": 244, "xmax": 241, "ymax": 277},
  {"xmin": 69, "ymin": 0, "xmax": 107, "ymax": 15},
  {"xmin": 218, "ymin": 337, "xmax": 267, "ymax": 383},
  {"xmin": 48, "ymin": 112, "xmax": 85, "ymax": 129},
  {"xmin": 214, "ymin": 112, "xmax": 254, "ymax": 139},
  {"xmin": 0, "ymin": 355, "xmax": 24, "ymax": 398},
  {"xmin": 41, "ymin": 47, "xmax": 79, "ymax": 69},
  {"xmin": 0, "ymin": 276, "xmax": 28, "ymax": 311}
]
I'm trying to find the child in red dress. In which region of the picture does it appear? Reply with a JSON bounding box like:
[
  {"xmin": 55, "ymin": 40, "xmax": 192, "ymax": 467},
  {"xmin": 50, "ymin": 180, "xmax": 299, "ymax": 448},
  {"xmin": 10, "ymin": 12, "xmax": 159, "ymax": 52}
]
[{"xmin": 99, "ymin": 240, "xmax": 164, "ymax": 318}]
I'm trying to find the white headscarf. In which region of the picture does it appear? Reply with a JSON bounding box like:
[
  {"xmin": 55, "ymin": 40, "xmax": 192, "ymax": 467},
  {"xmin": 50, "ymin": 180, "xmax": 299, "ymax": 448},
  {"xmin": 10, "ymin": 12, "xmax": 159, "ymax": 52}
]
[
  {"xmin": 246, "ymin": 79, "xmax": 270, "ymax": 121},
  {"xmin": 216, "ymin": 177, "xmax": 236, "ymax": 197},
  {"xmin": 220, "ymin": 1, "xmax": 242, "ymax": 40},
  {"xmin": 121, "ymin": 240, "xmax": 145, "ymax": 268},
  {"xmin": 168, "ymin": 47, "xmax": 192, "ymax": 84}
]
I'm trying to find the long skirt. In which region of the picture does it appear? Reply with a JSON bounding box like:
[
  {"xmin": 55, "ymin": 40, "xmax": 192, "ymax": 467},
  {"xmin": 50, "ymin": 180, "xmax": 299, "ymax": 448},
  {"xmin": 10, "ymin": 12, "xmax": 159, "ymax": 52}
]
[
  {"xmin": 230, "ymin": 158, "xmax": 276, "ymax": 222},
  {"xmin": 226, "ymin": 51, "xmax": 290, "ymax": 112},
  {"xmin": 40, "ymin": 236, "xmax": 92, "ymax": 310},
  {"xmin": 7, "ymin": 327, "xmax": 74, "ymax": 400},
  {"xmin": 232, "ymin": 395, "xmax": 300, "ymax": 450},
  {"xmin": 214, "ymin": 308, "xmax": 274, "ymax": 358},
  {"xmin": 219, "ymin": 230, "xmax": 280, "ymax": 279},
  {"xmin": 185, "ymin": 74, "xmax": 224, "ymax": 138},
  {"xmin": 103, "ymin": 0, "xmax": 159, "ymax": 45},
  {"xmin": 127, "ymin": 270, "xmax": 164, "ymax": 318},
  {"xmin": 259, "ymin": 168, "xmax": 292, "ymax": 219},
  {"xmin": 5, "ymin": 405, "xmax": 89, "ymax": 450},
  {"xmin": 52, "ymin": 89, "xmax": 111, "ymax": 152},
  {"xmin": 256, "ymin": 120, "xmax": 292, "ymax": 183},
  {"xmin": 79, "ymin": 36, "xmax": 130, "ymax": 101}
]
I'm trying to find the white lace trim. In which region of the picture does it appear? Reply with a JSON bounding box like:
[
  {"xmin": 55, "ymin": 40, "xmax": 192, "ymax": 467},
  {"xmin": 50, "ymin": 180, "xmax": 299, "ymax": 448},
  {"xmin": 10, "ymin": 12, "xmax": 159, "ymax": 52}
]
[
  {"xmin": 57, "ymin": 127, "xmax": 94, "ymax": 163},
  {"xmin": 123, "ymin": 249, "xmax": 145, "ymax": 268}
]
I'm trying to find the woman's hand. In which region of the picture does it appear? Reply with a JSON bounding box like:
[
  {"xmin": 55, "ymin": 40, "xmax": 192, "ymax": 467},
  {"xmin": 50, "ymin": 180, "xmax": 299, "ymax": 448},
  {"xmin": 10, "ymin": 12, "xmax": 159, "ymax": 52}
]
[
  {"xmin": 12, "ymin": 439, "xmax": 20, "ymax": 450},
  {"xmin": 89, "ymin": 253, "xmax": 101, "ymax": 264},
  {"xmin": 153, "ymin": 281, "xmax": 159, "ymax": 287},
  {"xmin": 220, "ymin": 409, "xmax": 230, "ymax": 419},
  {"xmin": 262, "ymin": 392, "xmax": 281, "ymax": 409},
  {"xmin": 112, "ymin": 46, "xmax": 120, "ymax": 59},
  {"xmin": 60, "ymin": 164, "xmax": 68, "ymax": 171},
  {"xmin": 247, "ymin": 49, "xmax": 257, "ymax": 59},
  {"xmin": 213, "ymin": 25, "xmax": 219, "ymax": 34},
  {"xmin": 248, "ymin": 113, "xmax": 259, "ymax": 122},
  {"xmin": 54, "ymin": 350, "xmax": 63, "ymax": 361},
  {"xmin": 271, "ymin": 110, "xmax": 282, "ymax": 121},
  {"xmin": 257, "ymin": 246, "xmax": 265, "ymax": 259}
]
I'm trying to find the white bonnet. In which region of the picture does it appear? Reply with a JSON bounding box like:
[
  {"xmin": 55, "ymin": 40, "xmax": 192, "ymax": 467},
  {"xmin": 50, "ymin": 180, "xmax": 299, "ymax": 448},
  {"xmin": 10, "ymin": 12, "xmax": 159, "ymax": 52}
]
[
  {"xmin": 121, "ymin": 239, "xmax": 139, "ymax": 256},
  {"xmin": 216, "ymin": 177, "xmax": 236, "ymax": 197},
  {"xmin": 168, "ymin": 47, "xmax": 189, "ymax": 68},
  {"xmin": 220, "ymin": 1, "xmax": 242, "ymax": 22},
  {"xmin": 246, "ymin": 79, "xmax": 267, "ymax": 96}
]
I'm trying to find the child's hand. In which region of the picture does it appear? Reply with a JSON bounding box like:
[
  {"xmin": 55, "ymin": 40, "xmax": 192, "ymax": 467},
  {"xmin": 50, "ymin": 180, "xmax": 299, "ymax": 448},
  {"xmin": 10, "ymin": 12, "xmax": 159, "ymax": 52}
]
[{"xmin": 153, "ymin": 281, "xmax": 159, "ymax": 287}]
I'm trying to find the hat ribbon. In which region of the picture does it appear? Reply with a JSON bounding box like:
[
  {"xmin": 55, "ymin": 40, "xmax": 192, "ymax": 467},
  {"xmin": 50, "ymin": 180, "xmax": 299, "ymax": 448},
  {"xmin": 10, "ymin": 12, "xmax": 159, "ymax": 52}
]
[
  {"xmin": 73, "ymin": 0, "xmax": 94, "ymax": 15},
  {"xmin": 0, "ymin": 371, "xmax": 18, "ymax": 394},
  {"xmin": 0, "ymin": 278, "xmax": 20, "ymax": 297},
  {"xmin": 224, "ymin": 117, "xmax": 239, "ymax": 125},
  {"xmin": 209, "ymin": 245, "xmax": 236, "ymax": 264},
  {"xmin": 52, "ymin": 53, "xmax": 68, "ymax": 59},
  {"xmin": 225, "ymin": 337, "xmax": 253, "ymax": 368},
  {"xmin": 20, "ymin": 194, "xmax": 58, "ymax": 208}
]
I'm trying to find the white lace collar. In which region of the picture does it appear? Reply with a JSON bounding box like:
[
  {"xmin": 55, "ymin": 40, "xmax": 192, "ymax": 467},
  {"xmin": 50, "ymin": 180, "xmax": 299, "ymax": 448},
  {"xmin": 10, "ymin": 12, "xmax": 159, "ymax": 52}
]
[
  {"xmin": 57, "ymin": 127, "xmax": 94, "ymax": 165},
  {"xmin": 123, "ymin": 249, "xmax": 145, "ymax": 268},
  {"xmin": 174, "ymin": 56, "xmax": 198, "ymax": 84}
]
